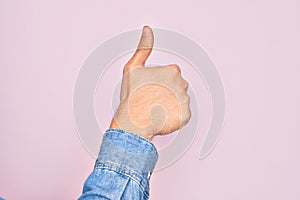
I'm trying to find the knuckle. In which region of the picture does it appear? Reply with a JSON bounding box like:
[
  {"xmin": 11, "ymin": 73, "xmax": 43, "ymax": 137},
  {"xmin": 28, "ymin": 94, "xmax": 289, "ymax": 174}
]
[
  {"xmin": 181, "ymin": 94, "xmax": 190, "ymax": 105},
  {"xmin": 123, "ymin": 64, "xmax": 131, "ymax": 73},
  {"xmin": 183, "ymin": 80, "xmax": 189, "ymax": 89},
  {"xmin": 181, "ymin": 109, "xmax": 191, "ymax": 127},
  {"xmin": 168, "ymin": 64, "xmax": 181, "ymax": 73},
  {"xmin": 184, "ymin": 98, "xmax": 191, "ymax": 119},
  {"xmin": 187, "ymin": 110, "xmax": 191, "ymax": 121},
  {"xmin": 186, "ymin": 95, "xmax": 190, "ymax": 103},
  {"xmin": 179, "ymin": 95, "xmax": 191, "ymax": 126},
  {"xmin": 185, "ymin": 108, "xmax": 191, "ymax": 121}
]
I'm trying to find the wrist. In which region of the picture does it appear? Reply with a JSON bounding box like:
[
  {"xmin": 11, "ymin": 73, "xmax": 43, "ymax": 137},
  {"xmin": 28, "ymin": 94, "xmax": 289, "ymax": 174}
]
[{"xmin": 109, "ymin": 119, "xmax": 154, "ymax": 141}]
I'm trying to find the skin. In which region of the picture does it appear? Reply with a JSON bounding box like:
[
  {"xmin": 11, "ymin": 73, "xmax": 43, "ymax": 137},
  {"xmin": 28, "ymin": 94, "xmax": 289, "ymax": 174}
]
[{"xmin": 110, "ymin": 26, "xmax": 191, "ymax": 140}]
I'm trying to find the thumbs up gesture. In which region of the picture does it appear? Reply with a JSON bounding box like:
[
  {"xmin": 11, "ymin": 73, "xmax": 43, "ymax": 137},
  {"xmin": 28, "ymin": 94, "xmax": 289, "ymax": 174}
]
[{"xmin": 110, "ymin": 26, "xmax": 191, "ymax": 140}]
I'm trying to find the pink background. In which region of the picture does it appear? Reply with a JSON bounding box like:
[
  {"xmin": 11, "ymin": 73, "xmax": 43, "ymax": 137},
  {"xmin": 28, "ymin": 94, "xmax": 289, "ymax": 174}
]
[{"xmin": 1, "ymin": 0, "xmax": 300, "ymax": 199}]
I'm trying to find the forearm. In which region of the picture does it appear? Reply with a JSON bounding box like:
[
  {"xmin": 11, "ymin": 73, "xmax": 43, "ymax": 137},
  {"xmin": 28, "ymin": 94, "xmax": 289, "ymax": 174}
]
[{"xmin": 78, "ymin": 129, "xmax": 158, "ymax": 200}]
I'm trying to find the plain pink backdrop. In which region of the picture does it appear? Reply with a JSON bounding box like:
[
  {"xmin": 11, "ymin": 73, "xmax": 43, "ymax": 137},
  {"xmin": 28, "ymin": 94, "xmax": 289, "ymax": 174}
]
[{"xmin": 1, "ymin": 0, "xmax": 300, "ymax": 199}]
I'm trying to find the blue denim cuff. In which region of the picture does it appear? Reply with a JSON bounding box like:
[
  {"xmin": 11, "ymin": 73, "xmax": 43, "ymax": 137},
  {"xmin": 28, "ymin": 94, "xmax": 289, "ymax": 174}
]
[{"xmin": 95, "ymin": 129, "xmax": 158, "ymax": 175}]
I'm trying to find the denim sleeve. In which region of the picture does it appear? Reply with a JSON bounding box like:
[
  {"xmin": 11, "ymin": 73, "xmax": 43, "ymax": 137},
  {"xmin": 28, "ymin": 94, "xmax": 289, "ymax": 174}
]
[{"xmin": 78, "ymin": 129, "xmax": 158, "ymax": 200}]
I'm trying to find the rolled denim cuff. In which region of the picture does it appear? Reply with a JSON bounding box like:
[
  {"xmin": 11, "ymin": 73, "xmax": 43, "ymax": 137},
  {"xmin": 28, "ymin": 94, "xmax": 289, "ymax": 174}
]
[{"xmin": 96, "ymin": 129, "xmax": 158, "ymax": 174}]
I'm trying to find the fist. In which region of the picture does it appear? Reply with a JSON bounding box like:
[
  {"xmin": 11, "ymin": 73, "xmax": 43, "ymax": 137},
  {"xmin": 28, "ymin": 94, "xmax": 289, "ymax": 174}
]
[{"xmin": 110, "ymin": 26, "xmax": 191, "ymax": 140}]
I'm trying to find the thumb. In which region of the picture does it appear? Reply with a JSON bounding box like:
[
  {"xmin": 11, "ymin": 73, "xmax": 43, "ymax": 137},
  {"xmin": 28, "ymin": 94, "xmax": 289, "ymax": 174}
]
[{"xmin": 123, "ymin": 26, "xmax": 154, "ymax": 73}]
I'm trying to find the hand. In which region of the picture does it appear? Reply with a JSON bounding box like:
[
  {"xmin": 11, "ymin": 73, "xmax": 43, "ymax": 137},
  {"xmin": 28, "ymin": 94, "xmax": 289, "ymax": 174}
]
[{"xmin": 110, "ymin": 26, "xmax": 191, "ymax": 140}]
